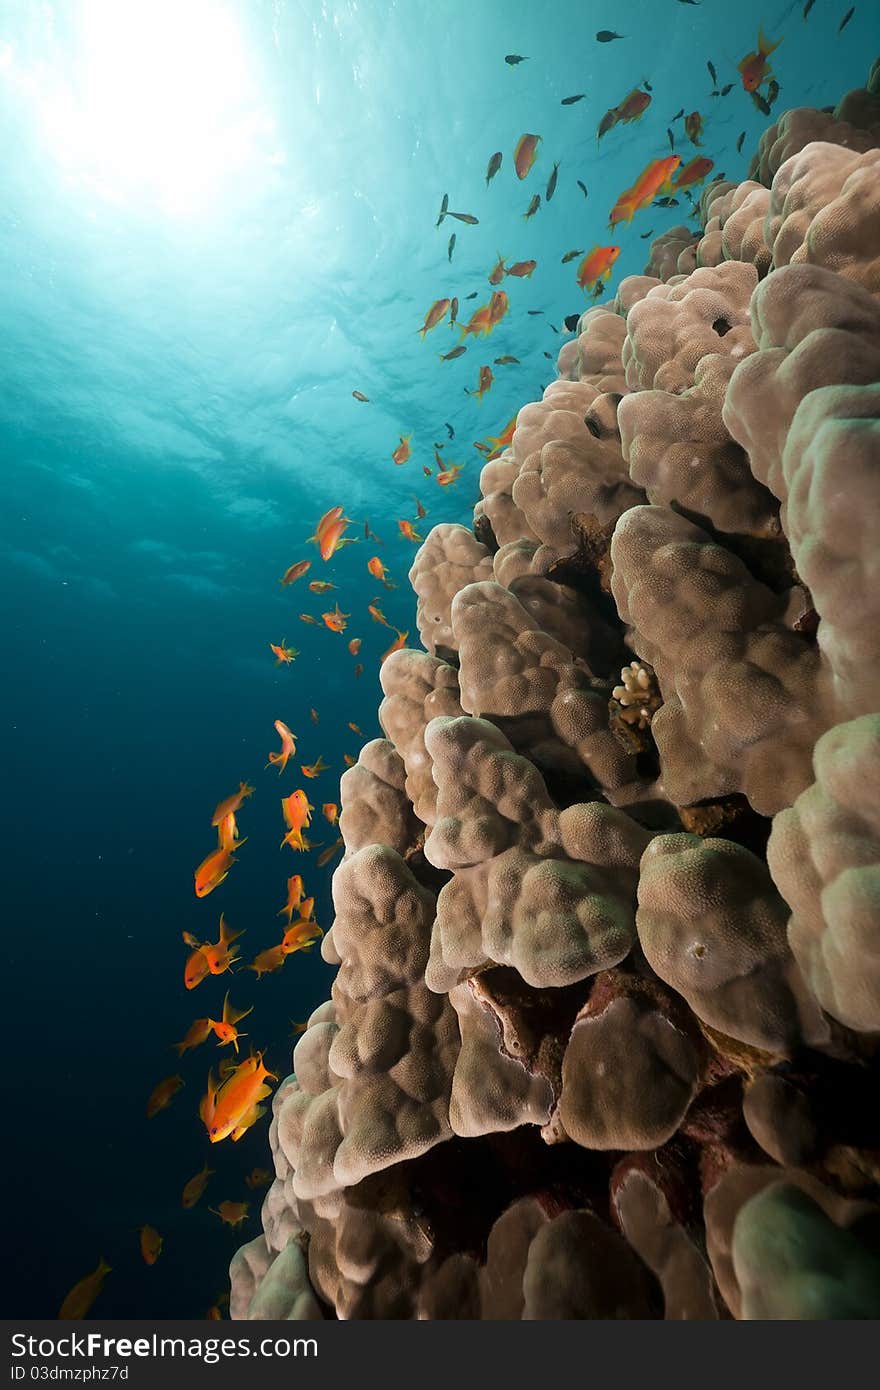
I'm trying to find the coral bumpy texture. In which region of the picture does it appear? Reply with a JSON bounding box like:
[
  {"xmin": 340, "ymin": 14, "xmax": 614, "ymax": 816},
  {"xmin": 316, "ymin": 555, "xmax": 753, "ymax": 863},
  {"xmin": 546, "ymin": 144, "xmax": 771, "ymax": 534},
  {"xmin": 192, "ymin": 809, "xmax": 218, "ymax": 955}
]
[{"xmin": 231, "ymin": 63, "xmax": 880, "ymax": 1320}]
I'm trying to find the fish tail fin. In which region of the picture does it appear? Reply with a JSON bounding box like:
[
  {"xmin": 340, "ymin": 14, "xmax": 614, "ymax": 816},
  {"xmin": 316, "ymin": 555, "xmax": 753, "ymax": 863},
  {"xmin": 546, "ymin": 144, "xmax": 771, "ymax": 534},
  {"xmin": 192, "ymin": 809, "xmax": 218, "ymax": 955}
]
[{"xmin": 758, "ymin": 25, "xmax": 781, "ymax": 55}]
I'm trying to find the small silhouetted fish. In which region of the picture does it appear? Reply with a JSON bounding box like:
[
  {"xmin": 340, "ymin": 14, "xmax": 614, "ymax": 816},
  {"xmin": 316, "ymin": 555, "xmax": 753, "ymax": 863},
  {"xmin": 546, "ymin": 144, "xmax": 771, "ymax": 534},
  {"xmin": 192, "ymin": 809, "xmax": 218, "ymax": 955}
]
[
  {"xmin": 577, "ymin": 179, "xmax": 589, "ymax": 198},
  {"xmin": 655, "ymin": 196, "xmax": 679, "ymax": 206},
  {"xmin": 447, "ymin": 234, "xmax": 456, "ymax": 261},
  {"xmin": 352, "ymin": 390, "xmax": 369, "ymax": 402},
  {"xmin": 543, "ymin": 350, "xmax": 553, "ymax": 359},
  {"xmin": 667, "ymin": 127, "xmax": 675, "ymax": 150},
  {"xmin": 464, "ymin": 292, "xmax": 478, "ymax": 300},
  {"xmin": 677, "ymin": 0, "xmax": 701, "ymax": 5},
  {"xmin": 494, "ymin": 355, "xmax": 520, "ymax": 364},
  {"xmin": 549, "ymin": 324, "xmax": 560, "ymax": 333},
  {"xmin": 643, "ymin": 80, "xmax": 653, "ymax": 91},
  {"xmin": 596, "ymin": 31, "xmax": 625, "ymax": 42},
  {"xmin": 838, "ymin": 7, "xmax": 854, "ymax": 31},
  {"xmin": 639, "ymin": 228, "xmax": 654, "ymax": 239},
  {"xmin": 440, "ymin": 345, "xmax": 467, "ymax": 361},
  {"xmin": 505, "ymin": 54, "xmax": 528, "ymax": 64},
  {"xmin": 767, "ymin": 79, "xmax": 780, "ymax": 106},
  {"xmin": 445, "ymin": 422, "xmax": 455, "ymax": 438},
  {"xmin": 707, "ymin": 60, "xmax": 717, "ymax": 85},
  {"xmin": 448, "ymin": 211, "xmax": 479, "ymax": 224},
  {"xmin": 561, "ymin": 248, "xmax": 584, "ymax": 263},
  {"xmin": 436, "ymin": 194, "xmax": 448, "ymax": 227},
  {"xmin": 803, "ymin": 0, "xmax": 816, "ymax": 16},
  {"xmin": 523, "ymin": 193, "xmax": 541, "ymax": 219},
  {"xmin": 449, "ymin": 297, "xmax": 458, "ymax": 326},
  {"xmin": 561, "ymin": 94, "xmax": 586, "ymax": 105},
  {"xmin": 527, "ymin": 309, "xmax": 544, "ymax": 316},
  {"xmin": 485, "ymin": 151, "xmax": 502, "ymax": 186},
  {"xmin": 546, "ymin": 161, "xmax": 559, "ymax": 201},
  {"xmin": 671, "ymin": 107, "xmax": 684, "ymax": 121},
  {"xmin": 736, "ymin": 130, "xmax": 746, "ymax": 153},
  {"xmin": 751, "ymin": 90, "xmax": 771, "ymax": 115},
  {"xmin": 563, "ymin": 313, "xmax": 581, "ymax": 331},
  {"xmin": 720, "ymin": 83, "xmax": 734, "ymax": 95}
]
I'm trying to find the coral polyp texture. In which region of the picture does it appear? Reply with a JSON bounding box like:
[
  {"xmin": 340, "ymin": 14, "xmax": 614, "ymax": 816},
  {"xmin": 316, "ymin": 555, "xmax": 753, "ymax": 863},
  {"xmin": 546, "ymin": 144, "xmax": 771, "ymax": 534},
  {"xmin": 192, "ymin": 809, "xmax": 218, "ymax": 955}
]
[{"xmin": 232, "ymin": 68, "xmax": 880, "ymax": 1320}]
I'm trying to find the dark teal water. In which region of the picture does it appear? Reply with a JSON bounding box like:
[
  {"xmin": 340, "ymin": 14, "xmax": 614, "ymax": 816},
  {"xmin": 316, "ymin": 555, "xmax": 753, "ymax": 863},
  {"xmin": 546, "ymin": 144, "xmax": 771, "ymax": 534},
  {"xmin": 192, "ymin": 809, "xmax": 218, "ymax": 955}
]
[{"xmin": 1, "ymin": 0, "xmax": 868, "ymax": 1318}]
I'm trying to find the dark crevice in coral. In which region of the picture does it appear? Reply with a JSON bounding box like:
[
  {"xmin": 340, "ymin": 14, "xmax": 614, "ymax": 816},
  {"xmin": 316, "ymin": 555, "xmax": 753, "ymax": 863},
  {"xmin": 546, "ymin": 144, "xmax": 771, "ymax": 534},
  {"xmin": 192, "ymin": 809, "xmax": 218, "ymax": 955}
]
[
  {"xmin": 473, "ymin": 514, "xmax": 498, "ymax": 553},
  {"xmin": 677, "ymin": 794, "xmax": 772, "ymax": 857}
]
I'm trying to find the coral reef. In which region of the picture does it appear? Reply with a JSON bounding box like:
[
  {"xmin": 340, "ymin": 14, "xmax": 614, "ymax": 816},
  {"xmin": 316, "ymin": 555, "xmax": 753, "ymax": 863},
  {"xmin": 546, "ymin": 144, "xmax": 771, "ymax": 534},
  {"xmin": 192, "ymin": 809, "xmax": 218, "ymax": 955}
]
[{"xmin": 231, "ymin": 64, "xmax": 880, "ymax": 1321}]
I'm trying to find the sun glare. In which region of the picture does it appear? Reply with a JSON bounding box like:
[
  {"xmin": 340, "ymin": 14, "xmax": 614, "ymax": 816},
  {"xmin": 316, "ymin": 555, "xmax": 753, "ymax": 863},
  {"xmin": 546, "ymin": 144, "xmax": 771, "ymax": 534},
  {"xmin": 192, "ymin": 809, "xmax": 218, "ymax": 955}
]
[{"xmin": 36, "ymin": 0, "xmax": 280, "ymax": 216}]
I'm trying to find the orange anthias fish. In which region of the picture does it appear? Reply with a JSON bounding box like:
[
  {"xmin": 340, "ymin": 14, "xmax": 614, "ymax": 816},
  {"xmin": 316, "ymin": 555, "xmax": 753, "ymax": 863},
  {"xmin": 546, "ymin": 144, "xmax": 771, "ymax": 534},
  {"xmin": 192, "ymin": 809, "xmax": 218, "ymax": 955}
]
[
  {"xmin": 485, "ymin": 414, "xmax": 518, "ymax": 459},
  {"xmin": 348, "ymin": 721, "xmax": 364, "ymax": 736},
  {"xmin": 506, "ymin": 259, "xmax": 536, "ymax": 278},
  {"xmin": 278, "ymin": 873, "xmax": 305, "ymax": 922},
  {"xmin": 269, "ymin": 640, "xmax": 298, "ymax": 665},
  {"xmin": 211, "ymin": 1200, "xmax": 250, "ymax": 1226},
  {"xmin": 467, "ymin": 366, "xmax": 494, "ymax": 400},
  {"xmin": 513, "ymin": 133, "xmax": 541, "ymax": 179},
  {"xmin": 266, "ymin": 720, "xmax": 296, "ymax": 775},
  {"xmin": 391, "ymin": 434, "xmax": 412, "ymax": 466},
  {"xmin": 301, "ymin": 756, "xmax": 329, "ymax": 778},
  {"xmin": 309, "ymin": 506, "xmax": 352, "ymax": 561},
  {"xmin": 398, "ymin": 519, "xmax": 422, "ymax": 543},
  {"xmin": 215, "ymin": 810, "xmax": 243, "ymax": 854},
  {"xmin": 437, "ymin": 463, "xmax": 464, "ymax": 486},
  {"xmin": 367, "ymin": 556, "xmax": 390, "ymax": 583},
  {"xmin": 368, "ymin": 600, "xmax": 391, "ymax": 626},
  {"xmin": 207, "ymin": 992, "xmax": 254, "ymax": 1052},
  {"xmin": 309, "ymin": 707, "xmax": 320, "ymax": 723},
  {"xmin": 488, "ymin": 254, "xmax": 507, "ymax": 285},
  {"xmin": 280, "ymin": 790, "xmax": 313, "ymax": 851},
  {"xmin": 299, "ymin": 896, "xmax": 315, "ymax": 920},
  {"xmin": 58, "ymin": 1259, "xmax": 111, "ymax": 1320},
  {"xmin": 616, "ymin": 88, "xmax": 651, "ymax": 124},
  {"xmin": 299, "ymin": 613, "xmax": 318, "ymax": 625},
  {"xmin": 418, "ymin": 299, "xmax": 451, "ymax": 338},
  {"xmin": 609, "ymin": 156, "xmax": 680, "ymax": 227},
  {"xmin": 194, "ymin": 842, "xmax": 245, "ymax": 899},
  {"xmin": 354, "ymin": 662, "xmax": 364, "ymax": 679},
  {"xmin": 173, "ymin": 1017, "xmax": 212, "ymax": 1057},
  {"xmin": 249, "ymin": 944, "xmax": 288, "ymax": 978},
  {"xmin": 211, "ymin": 782, "xmax": 254, "ymax": 828},
  {"xmin": 738, "ymin": 26, "xmax": 781, "ymax": 93},
  {"xmin": 576, "ymin": 245, "xmax": 621, "ymax": 293},
  {"xmin": 487, "ymin": 290, "xmax": 509, "ymax": 329},
  {"xmin": 673, "ymin": 156, "xmax": 715, "ymax": 190},
  {"xmin": 181, "ymin": 1162, "xmax": 214, "ymax": 1209},
  {"xmin": 684, "ymin": 111, "xmax": 703, "ymax": 146},
  {"xmin": 202, "ymin": 914, "xmax": 244, "ymax": 978},
  {"xmin": 137, "ymin": 1226, "xmax": 162, "ymax": 1266},
  {"xmin": 245, "ymin": 1168, "xmax": 273, "ymax": 1190},
  {"xmin": 146, "ymin": 1074, "xmax": 184, "ymax": 1119},
  {"xmin": 279, "ymin": 559, "xmax": 311, "ymax": 586},
  {"xmin": 322, "ymin": 802, "xmax": 339, "ymax": 825},
  {"xmin": 203, "ymin": 1052, "xmax": 276, "ymax": 1144},
  {"xmin": 381, "ymin": 629, "xmax": 409, "ymax": 663},
  {"xmin": 322, "ymin": 604, "xmax": 350, "ymax": 633},
  {"xmin": 348, "ymin": 636, "xmax": 362, "ymax": 655},
  {"xmin": 318, "ymin": 518, "xmax": 352, "ymax": 561},
  {"xmin": 458, "ymin": 301, "xmax": 494, "ymax": 340},
  {"xmin": 414, "ymin": 497, "xmax": 427, "ymax": 518},
  {"xmin": 280, "ymin": 918, "xmax": 324, "ymax": 956},
  {"xmin": 308, "ymin": 580, "xmax": 336, "ymax": 594}
]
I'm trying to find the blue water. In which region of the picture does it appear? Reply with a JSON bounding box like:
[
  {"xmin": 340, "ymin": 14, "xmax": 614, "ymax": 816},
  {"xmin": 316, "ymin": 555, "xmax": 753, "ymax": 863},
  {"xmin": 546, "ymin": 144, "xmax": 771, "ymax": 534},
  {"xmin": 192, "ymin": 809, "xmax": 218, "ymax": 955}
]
[{"xmin": 1, "ymin": 0, "xmax": 868, "ymax": 1319}]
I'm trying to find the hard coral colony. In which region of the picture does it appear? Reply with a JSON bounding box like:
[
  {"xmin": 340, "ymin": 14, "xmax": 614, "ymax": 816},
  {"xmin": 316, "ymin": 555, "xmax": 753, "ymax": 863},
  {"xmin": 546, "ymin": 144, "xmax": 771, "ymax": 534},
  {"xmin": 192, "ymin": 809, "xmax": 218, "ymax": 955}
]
[{"xmin": 223, "ymin": 50, "xmax": 880, "ymax": 1323}]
